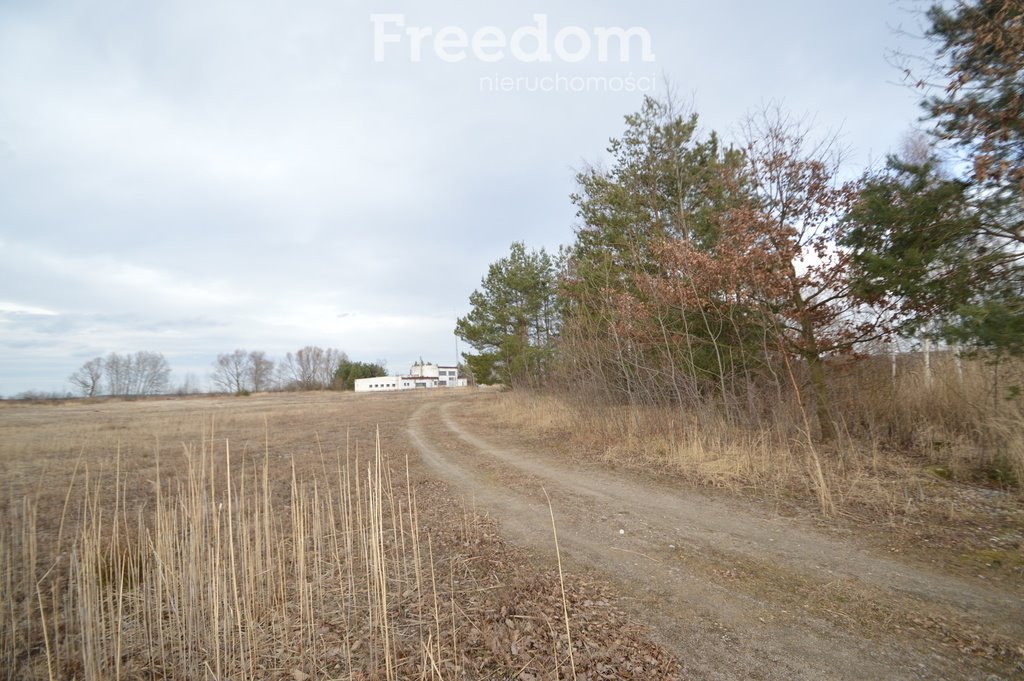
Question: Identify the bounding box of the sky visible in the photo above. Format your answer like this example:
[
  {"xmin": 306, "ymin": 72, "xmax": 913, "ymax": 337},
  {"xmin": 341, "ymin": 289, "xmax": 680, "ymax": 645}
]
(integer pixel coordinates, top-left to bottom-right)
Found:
[{"xmin": 0, "ymin": 0, "xmax": 931, "ymax": 395}]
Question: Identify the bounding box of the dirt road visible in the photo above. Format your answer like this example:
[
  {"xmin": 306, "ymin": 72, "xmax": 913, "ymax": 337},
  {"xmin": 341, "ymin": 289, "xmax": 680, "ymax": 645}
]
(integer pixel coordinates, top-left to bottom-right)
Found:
[{"xmin": 405, "ymin": 396, "xmax": 1024, "ymax": 680}]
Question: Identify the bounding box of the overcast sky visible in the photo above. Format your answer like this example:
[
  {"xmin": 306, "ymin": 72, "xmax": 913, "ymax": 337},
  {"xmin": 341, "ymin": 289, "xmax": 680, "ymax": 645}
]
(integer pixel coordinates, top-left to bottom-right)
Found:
[{"xmin": 0, "ymin": 0, "xmax": 929, "ymax": 395}]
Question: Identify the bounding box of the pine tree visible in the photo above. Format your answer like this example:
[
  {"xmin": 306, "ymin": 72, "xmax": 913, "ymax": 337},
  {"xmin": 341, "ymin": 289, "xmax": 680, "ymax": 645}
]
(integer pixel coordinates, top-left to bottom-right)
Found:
[
  {"xmin": 844, "ymin": 0, "xmax": 1023, "ymax": 356},
  {"xmin": 456, "ymin": 243, "xmax": 560, "ymax": 386}
]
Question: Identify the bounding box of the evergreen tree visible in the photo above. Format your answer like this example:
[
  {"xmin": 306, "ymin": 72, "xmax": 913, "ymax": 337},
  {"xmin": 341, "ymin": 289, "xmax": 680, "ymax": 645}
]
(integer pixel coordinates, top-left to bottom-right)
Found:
[
  {"xmin": 335, "ymin": 359, "xmax": 387, "ymax": 390},
  {"xmin": 563, "ymin": 95, "xmax": 762, "ymax": 405},
  {"xmin": 844, "ymin": 0, "xmax": 1023, "ymax": 355},
  {"xmin": 455, "ymin": 243, "xmax": 559, "ymax": 386}
]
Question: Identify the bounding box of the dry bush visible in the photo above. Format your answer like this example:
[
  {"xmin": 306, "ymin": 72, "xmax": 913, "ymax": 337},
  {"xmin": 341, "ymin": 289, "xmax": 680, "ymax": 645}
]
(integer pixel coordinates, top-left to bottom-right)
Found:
[
  {"xmin": 483, "ymin": 353, "xmax": 1024, "ymax": 523},
  {"xmin": 485, "ymin": 391, "xmax": 824, "ymax": 501},
  {"xmin": 831, "ymin": 352, "xmax": 1024, "ymax": 486}
]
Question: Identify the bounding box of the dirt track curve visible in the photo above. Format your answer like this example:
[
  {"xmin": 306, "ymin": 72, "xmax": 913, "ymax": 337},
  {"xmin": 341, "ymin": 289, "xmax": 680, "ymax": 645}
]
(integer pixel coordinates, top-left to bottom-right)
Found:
[{"xmin": 405, "ymin": 398, "xmax": 1024, "ymax": 680}]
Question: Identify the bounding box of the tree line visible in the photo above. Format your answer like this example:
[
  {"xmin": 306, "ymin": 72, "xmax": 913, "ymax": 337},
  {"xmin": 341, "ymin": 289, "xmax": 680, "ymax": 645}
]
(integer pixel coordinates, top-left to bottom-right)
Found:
[
  {"xmin": 210, "ymin": 346, "xmax": 386, "ymax": 394},
  {"xmin": 66, "ymin": 346, "xmax": 386, "ymax": 397},
  {"xmin": 456, "ymin": 0, "xmax": 1022, "ymax": 441},
  {"xmin": 68, "ymin": 351, "xmax": 172, "ymax": 398}
]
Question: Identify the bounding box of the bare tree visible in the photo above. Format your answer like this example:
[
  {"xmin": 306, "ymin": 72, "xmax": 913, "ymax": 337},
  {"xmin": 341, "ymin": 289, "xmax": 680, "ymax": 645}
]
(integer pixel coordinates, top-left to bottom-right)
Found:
[
  {"xmin": 211, "ymin": 349, "xmax": 276, "ymax": 393},
  {"xmin": 248, "ymin": 351, "xmax": 275, "ymax": 392},
  {"xmin": 103, "ymin": 351, "xmax": 171, "ymax": 396},
  {"xmin": 104, "ymin": 353, "xmax": 131, "ymax": 396},
  {"xmin": 69, "ymin": 357, "xmax": 103, "ymax": 397},
  {"xmin": 737, "ymin": 109, "xmax": 892, "ymax": 440},
  {"xmin": 898, "ymin": 128, "xmax": 933, "ymax": 167},
  {"xmin": 281, "ymin": 346, "xmax": 346, "ymax": 390},
  {"xmin": 132, "ymin": 351, "xmax": 172, "ymax": 395},
  {"xmin": 212, "ymin": 349, "xmax": 250, "ymax": 394}
]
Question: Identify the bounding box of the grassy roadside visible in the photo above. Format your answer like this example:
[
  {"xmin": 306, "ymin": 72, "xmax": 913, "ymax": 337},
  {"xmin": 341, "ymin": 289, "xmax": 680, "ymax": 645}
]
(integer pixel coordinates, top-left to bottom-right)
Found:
[{"xmin": 467, "ymin": 387, "xmax": 1024, "ymax": 590}]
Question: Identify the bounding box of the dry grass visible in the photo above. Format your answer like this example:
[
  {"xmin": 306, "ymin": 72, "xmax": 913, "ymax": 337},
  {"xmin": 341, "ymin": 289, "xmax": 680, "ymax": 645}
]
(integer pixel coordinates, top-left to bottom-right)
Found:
[
  {"xmin": 0, "ymin": 392, "xmax": 679, "ymax": 680},
  {"xmin": 478, "ymin": 392, "xmax": 821, "ymax": 497},
  {"xmin": 475, "ymin": 355, "xmax": 1024, "ymax": 564},
  {"xmin": 831, "ymin": 353, "xmax": 1024, "ymax": 487},
  {"xmin": 3, "ymin": 416, "xmax": 461, "ymax": 679}
]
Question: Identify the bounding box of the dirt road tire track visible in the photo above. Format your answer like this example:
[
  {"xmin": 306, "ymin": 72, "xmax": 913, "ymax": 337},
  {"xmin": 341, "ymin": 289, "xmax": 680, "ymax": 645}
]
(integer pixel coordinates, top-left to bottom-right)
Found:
[{"xmin": 406, "ymin": 398, "xmax": 1024, "ymax": 680}]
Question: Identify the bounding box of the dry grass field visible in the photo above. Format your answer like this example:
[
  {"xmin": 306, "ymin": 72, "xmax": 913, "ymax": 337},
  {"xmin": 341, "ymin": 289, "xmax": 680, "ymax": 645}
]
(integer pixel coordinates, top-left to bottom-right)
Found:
[
  {"xmin": 3, "ymin": 384, "xmax": 1023, "ymax": 679},
  {"xmin": 0, "ymin": 391, "xmax": 676, "ymax": 680}
]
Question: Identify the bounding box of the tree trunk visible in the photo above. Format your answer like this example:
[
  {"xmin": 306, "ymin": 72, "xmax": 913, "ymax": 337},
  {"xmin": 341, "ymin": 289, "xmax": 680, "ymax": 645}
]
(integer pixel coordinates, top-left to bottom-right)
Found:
[
  {"xmin": 790, "ymin": 282, "xmax": 836, "ymax": 443},
  {"xmin": 805, "ymin": 350, "xmax": 836, "ymax": 442},
  {"xmin": 890, "ymin": 343, "xmax": 897, "ymax": 386},
  {"xmin": 923, "ymin": 337, "xmax": 933, "ymax": 389}
]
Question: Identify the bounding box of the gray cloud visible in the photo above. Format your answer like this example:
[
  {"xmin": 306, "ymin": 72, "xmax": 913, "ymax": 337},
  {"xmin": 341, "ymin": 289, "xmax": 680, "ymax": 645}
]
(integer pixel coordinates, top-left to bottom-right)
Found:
[{"xmin": 0, "ymin": 0, "xmax": 925, "ymax": 394}]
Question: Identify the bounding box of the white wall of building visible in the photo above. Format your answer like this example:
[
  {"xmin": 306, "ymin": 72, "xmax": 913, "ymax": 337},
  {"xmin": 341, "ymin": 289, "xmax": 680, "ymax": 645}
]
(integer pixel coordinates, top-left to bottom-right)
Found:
[
  {"xmin": 354, "ymin": 361, "xmax": 468, "ymax": 392},
  {"xmin": 437, "ymin": 365, "xmax": 466, "ymax": 387}
]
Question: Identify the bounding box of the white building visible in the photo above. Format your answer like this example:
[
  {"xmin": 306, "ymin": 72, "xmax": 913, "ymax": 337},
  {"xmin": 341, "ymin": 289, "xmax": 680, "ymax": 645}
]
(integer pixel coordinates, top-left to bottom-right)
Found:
[{"xmin": 354, "ymin": 361, "xmax": 468, "ymax": 392}]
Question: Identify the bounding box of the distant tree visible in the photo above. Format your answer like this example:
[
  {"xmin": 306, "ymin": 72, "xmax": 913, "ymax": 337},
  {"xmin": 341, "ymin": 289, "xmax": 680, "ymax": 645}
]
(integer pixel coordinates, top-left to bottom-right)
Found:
[
  {"xmin": 281, "ymin": 346, "xmax": 346, "ymax": 390},
  {"xmin": 456, "ymin": 242, "xmax": 560, "ymax": 386},
  {"xmin": 131, "ymin": 351, "xmax": 172, "ymax": 396},
  {"xmin": 14, "ymin": 390, "xmax": 69, "ymax": 401},
  {"xmin": 104, "ymin": 353, "xmax": 129, "ymax": 396},
  {"xmin": 212, "ymin": 350, "xmax": 251, "ymax": 394},
  {"xmin": 103, "ymin": 351, "xmax": 170, "ymax": 396},
  {"xmin": 69, "ymin": 357, "xmax": 103, "ymax": 397},
  {"xmin": 248, "ymin": 351, "xmax": 275, "ymax": 392},
  {"xmin": 335, "ymin": 359, "xmax": 387, "ymax": 390},
  {"xmin": 844, "ymin": 0, "xmax": 1023, "ymax": 356}
]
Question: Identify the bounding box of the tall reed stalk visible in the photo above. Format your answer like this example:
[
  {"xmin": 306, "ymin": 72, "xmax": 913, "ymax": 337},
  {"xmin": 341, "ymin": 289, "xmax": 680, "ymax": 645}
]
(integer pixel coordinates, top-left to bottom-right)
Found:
[{"xmin": 1, "ymin": 431, "xmax": 461, "ymax": 680}]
